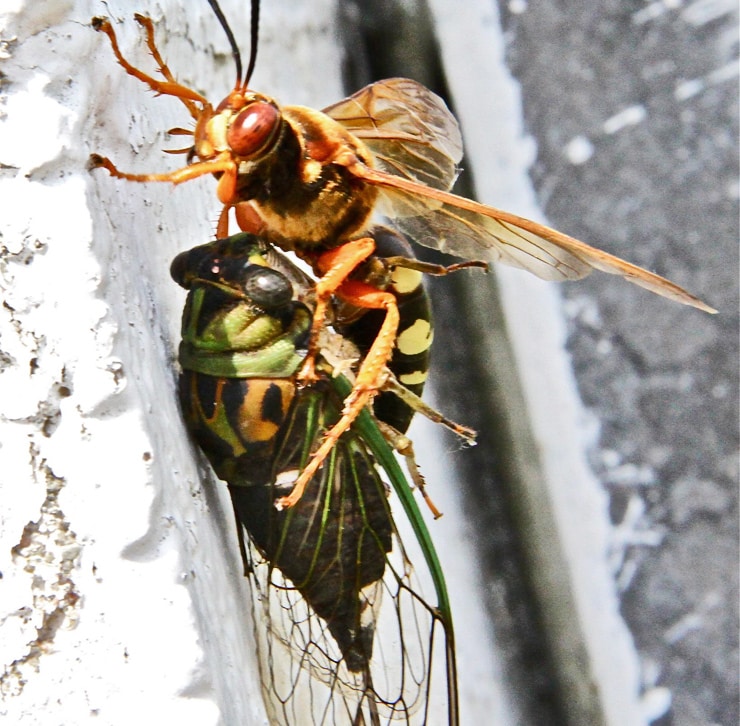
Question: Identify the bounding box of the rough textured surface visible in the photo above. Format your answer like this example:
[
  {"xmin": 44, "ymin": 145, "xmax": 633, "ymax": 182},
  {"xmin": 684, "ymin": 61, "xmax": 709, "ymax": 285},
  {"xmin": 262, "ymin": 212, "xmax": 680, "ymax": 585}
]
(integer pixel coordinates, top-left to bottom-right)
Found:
[
  {"xmin": 0, "ymin": 2, "xmax": 330, "ymax": 723},
  {"xmin": 496, "ymin": 2, "xmax": 739, "ymax": 725}
]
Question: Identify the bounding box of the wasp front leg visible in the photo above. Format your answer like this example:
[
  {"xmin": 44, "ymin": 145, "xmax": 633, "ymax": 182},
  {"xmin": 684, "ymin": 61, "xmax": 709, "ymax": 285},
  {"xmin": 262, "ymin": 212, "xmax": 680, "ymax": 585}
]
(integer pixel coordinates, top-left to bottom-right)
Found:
[{"xmin": 91, "ymin": 16, "xmax": 207, "ymax": 117}]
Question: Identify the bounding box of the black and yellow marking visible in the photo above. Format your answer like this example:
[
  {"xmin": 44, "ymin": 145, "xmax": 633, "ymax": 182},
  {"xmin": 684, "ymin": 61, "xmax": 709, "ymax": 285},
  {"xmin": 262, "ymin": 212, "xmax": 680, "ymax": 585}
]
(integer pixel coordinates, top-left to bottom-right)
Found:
[{"xmin": 337, "ymin": 226, "xmax": 434, "ymax": 433}]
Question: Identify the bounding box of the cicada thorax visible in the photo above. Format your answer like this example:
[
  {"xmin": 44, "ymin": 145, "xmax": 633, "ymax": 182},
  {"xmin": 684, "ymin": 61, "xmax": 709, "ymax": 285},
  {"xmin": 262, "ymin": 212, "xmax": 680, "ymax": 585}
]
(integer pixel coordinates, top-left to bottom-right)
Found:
[{"xmin": 171, "ymin": 233, "xmax": 311, "ymax": 482}]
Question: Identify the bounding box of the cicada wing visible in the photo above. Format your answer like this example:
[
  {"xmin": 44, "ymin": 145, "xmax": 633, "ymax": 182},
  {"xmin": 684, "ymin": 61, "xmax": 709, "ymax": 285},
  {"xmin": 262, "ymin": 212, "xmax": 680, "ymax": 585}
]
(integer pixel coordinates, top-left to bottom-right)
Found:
[
  {"xmin": 230, "ymin": 383, "xmax": 455, "ymax": 725},
  {"xmin": 323, "ymin": 78, "xmax": 462, "ymax": 192}
]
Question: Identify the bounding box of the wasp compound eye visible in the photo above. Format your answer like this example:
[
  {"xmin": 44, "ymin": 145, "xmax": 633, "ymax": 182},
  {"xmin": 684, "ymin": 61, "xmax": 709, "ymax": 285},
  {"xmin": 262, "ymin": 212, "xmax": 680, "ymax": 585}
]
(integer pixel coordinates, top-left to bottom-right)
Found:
[
  {"xmin": 243, "ymin": 267, "xmax": 293, "ymax": 310},
  {"xmin": 227, "ymin": 101, "xmax": 280, "ymax": 158}
]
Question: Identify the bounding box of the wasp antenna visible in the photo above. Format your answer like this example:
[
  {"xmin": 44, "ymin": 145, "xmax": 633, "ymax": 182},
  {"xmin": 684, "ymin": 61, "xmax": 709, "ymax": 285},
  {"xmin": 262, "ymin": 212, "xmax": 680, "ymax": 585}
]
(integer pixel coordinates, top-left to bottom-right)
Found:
[
  {"xmin": 207, "ymin": 0, "xmax": 243, "ymax": 88},
  {"xmin": 242, "ymin": 0, "xmax": 261, "ymax": 89}
]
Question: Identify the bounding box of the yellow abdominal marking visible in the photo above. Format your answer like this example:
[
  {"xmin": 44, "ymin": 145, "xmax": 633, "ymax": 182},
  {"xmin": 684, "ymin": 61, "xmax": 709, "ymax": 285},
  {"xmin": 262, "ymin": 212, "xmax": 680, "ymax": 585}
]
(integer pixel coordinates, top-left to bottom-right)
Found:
[
  {"xmin": 396, "ymin": 319, "xmax": 432, "ymax": 356},
  {"xmin": 391, "ymin": 267, "xmax": 423, "ymax": 294},
  {"xmin": 399, "ymin": 370, "xmax": 428, "ymax": 386}
]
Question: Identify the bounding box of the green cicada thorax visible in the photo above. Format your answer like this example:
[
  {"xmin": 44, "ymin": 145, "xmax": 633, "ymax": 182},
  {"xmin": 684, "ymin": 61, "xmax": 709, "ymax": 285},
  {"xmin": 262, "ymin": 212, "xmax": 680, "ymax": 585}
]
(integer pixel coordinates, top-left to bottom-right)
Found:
[
  {"xmin": 171, "ymin": 233, "xmax": 312, "ymax": 482},
  {"xmin": 171, "ymin": 232, "xmax": 312, "ymax": 379}
]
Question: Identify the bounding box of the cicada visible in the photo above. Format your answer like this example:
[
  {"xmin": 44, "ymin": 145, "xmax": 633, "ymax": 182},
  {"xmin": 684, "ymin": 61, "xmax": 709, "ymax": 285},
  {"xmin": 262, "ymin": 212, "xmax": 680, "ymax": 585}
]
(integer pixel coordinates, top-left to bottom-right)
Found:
[
  {"xmin": 89, "ymin": 2, "xmax": 714, "ymax": 505},
  {"xmin": 171, "ymin": 231, "xmax": 461, "ymax": 725}
]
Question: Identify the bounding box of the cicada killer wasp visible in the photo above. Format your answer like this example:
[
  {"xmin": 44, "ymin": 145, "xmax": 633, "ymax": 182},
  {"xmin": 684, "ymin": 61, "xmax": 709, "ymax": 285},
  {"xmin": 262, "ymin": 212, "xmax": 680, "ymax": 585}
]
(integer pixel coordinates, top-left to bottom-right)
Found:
[
  {"xmin": 89, "ymin": 1, "xmax": 714, "ymax": 508},
  {"xmin": 171, "ymin": 230, "xmax": 468, "ymax": 725}
]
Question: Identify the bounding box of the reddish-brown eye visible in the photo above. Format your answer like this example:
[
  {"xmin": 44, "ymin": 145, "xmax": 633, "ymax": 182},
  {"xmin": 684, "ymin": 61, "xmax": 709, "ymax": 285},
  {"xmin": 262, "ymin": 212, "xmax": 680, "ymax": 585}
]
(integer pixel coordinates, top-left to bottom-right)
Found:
[{"xmin": 226, "ymin": 101, "xmax": 280, "ymax": 158}]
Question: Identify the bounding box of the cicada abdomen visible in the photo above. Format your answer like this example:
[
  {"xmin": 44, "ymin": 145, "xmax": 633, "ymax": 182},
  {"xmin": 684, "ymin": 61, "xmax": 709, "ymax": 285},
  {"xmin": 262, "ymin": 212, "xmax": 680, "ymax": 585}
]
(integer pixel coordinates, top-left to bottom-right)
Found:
[{"xmin": 171, "ymin": 233, "xmax": 458, "ymax": 725}]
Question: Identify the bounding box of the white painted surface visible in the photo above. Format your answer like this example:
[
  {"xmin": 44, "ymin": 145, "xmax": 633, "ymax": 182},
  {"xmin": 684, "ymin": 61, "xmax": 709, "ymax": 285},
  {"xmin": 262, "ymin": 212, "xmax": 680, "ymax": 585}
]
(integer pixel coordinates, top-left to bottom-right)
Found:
[{"xmin": 0, "ymin": 1, "xmax": 345, "ymax": 723}]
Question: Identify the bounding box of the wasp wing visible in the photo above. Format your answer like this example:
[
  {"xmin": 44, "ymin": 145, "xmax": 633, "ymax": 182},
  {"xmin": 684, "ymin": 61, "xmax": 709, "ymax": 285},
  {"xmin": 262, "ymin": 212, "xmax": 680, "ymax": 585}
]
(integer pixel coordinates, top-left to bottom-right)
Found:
[
  {"xmin": 324, "ymin": 80, "xmax": 713, "ymax": 311},
  {"xmin": 344, "ymin": 162, "xmax": 715, "ymax": 312},
  {"xmin": 323, "ymin": 78, "xmax": 462, "ymax": 192}
]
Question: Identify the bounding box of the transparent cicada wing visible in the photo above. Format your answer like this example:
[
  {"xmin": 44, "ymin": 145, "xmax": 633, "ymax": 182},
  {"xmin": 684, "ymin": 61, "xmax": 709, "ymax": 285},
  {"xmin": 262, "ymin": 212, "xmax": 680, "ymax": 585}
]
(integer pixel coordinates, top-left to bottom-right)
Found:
[{"xmin": 230, "ymin": 378, "xmax": 457, "ymax": 725}]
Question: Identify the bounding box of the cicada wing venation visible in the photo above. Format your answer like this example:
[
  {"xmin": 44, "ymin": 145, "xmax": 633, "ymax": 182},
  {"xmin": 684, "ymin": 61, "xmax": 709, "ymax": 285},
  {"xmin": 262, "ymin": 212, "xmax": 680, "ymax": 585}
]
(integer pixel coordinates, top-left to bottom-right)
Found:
[{"xmin": 228, "ymin": 377, "xmax": 453, "ymax": 725}]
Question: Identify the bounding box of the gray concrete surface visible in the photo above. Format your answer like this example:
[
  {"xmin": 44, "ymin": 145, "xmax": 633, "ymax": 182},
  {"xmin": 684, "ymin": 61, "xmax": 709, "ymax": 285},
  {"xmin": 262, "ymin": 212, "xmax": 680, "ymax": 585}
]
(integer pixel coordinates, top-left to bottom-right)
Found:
[{"xmin": 496, "ymin": 4, "xmax": 738, "ymax": 725}]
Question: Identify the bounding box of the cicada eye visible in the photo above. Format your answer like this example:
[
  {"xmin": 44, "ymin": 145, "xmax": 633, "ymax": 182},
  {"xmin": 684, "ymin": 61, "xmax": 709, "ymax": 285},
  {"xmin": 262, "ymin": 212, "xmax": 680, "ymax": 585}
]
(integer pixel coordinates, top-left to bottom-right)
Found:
[
  {"xmin": 243, "ymin": 267, "xmax": 293, "ymax": 310},
  {"xmin": 170, "ymin": 249, "xmax": 192, "ymax": 287},
  {"xmin": 227, "ymin": 101, "xmax": 281, "ymax": 158}
]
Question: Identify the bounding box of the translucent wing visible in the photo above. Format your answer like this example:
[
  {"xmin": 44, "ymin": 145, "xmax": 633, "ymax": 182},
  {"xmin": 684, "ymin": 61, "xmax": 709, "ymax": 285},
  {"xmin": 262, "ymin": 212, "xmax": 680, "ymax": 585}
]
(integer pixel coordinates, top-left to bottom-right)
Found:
[
  {"xmin": 324, "ymin": 80, "xmax": 713, "ymax": 311},
  {"xmin": 231, "ymin": 381, "xmax": 455, "ymax": 725},
  {"xmin": 346, "ymin": 162, "xmax": 716, "ymax": 312},
  {"xmin": 324, "ymin": 78, "xmax": 463, "ymax": 191}
]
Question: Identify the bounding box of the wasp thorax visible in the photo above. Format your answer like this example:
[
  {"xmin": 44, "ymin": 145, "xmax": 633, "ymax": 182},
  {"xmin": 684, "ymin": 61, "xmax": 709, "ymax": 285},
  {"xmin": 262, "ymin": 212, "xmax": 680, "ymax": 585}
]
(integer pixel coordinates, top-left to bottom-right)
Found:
[{"xmin": 226, "ymin": 101, "xmax": 281, "ymax": 158}]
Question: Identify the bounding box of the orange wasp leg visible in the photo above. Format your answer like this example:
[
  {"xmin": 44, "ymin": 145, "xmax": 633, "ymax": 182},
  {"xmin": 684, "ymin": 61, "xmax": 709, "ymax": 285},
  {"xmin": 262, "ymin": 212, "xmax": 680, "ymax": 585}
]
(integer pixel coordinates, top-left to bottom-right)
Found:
[
  {"xmin": 276, "ymin": 280, "xmax": 402, "ymax": 511},
  {"xmin": 88, "ymin": 153, "xmax": 236, "ymax": 188},
  {"xmin": 92, "ymin": 16, "xmax": 208, "ymax": 118},
  {"xmin": 133, "ymin": 15, "xmax": 179, "ymax": 85},
  {"xmin": 297, "ymin": 238, "xmax": 378, "ymax": 385},
  {"xmin": 216, "ymin": 201, "xmax": 265, "ymax": 240}
]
